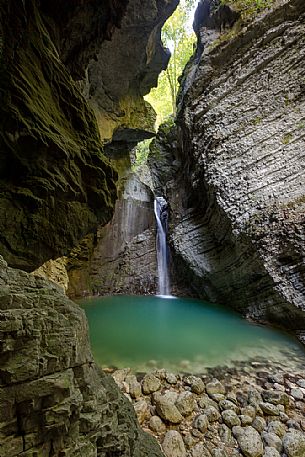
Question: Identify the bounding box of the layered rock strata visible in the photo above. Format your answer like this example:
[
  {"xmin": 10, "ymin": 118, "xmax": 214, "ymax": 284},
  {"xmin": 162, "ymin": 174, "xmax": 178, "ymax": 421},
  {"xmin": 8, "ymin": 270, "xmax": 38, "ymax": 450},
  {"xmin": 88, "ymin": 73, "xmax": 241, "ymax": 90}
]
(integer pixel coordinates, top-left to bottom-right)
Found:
[
  {"xmin": 0, "ymin": 0, "xmax": 177, "ymax": 455},
  {"xmin": 68, "ymin": 172, "xmax": 157, "ymax": 297},
  {"xmin": 0, "ymin": 256, "xmax": 163, "ymax": 456},
  {"xmin": 150, "ymin": 0, "xmax": 305, "ymax": 337}
]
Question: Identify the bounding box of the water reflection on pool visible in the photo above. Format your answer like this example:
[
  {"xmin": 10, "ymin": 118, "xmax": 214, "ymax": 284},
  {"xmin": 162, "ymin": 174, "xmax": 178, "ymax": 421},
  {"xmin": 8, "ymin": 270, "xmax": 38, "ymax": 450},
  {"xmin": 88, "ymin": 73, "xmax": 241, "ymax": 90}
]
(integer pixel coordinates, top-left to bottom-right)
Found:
[{"xmin": 79, "ymin": 295, "xmax": 305, "ymax": 373}]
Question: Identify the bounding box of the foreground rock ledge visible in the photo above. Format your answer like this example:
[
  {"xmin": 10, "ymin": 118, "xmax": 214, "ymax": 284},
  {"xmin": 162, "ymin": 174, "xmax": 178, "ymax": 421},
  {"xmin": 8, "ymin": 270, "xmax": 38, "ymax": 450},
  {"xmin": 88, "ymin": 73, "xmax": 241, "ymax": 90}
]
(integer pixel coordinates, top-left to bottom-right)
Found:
[{"xmin": 0, "ymin": 256, "xmax": 163, "ymax": 457}]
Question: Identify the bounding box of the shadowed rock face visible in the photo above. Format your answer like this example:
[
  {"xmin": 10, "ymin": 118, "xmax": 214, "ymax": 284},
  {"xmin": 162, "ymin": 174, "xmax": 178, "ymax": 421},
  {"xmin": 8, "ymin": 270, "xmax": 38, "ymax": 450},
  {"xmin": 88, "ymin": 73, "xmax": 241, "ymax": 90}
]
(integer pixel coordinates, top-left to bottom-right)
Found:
[
  {"xmin": 0, "ymin": 0, "xmax": 120, "ymax": 271},
  {"xmin": 150, "ymin": 0, "xmax": 305, "ymax": 339},
  {"xmin": 0, "ymin": 256, "xmax": 163, "ymax": 456},
  {"xmin": 40, "ymin": 0, "xmax": 129, "ymax": 79},
  {"xmin": 0, "ymin": 0, "xmax": 174, "ymax": 454}
]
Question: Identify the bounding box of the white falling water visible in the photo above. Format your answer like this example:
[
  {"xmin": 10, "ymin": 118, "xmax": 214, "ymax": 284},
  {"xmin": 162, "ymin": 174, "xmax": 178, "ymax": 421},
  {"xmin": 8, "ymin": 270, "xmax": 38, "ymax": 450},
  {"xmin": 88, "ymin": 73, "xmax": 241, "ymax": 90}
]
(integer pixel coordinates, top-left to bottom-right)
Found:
[{"xmin": 154, "ymin": 197, "xmax": 171, "ymax": 296}]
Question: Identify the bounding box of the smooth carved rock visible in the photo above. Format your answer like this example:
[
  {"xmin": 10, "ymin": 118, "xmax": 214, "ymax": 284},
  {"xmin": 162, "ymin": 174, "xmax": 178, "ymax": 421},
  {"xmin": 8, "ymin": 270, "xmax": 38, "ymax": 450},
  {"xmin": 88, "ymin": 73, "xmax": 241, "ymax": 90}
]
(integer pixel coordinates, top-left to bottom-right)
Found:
[
  {"xmin": 69, "ymin": 173, "xmax": 157, "ymax": 298},
  {"xmin": 86, "ymin": 0, "xmax": 179, "ymax": 143},
  {"xmin": 0, "ymin": 257, "xmax": 162, "ymax": 456}
]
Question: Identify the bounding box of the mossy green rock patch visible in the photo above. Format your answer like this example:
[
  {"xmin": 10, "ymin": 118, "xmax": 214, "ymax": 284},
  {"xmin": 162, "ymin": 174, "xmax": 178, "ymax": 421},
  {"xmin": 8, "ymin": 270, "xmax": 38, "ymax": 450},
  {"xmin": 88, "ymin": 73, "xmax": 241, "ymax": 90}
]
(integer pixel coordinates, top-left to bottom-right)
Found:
[{"xmin": 0, "ymin": 0, "xmax": 117, "ymax": 271}]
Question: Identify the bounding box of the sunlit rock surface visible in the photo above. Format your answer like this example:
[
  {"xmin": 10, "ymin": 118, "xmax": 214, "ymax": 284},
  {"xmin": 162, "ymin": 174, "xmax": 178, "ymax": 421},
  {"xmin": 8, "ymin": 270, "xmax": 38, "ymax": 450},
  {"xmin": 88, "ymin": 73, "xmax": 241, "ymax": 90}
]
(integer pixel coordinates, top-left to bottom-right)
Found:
[{"xmin": 85, "ymin": 0, "xmax": 179, "ymax": 144}]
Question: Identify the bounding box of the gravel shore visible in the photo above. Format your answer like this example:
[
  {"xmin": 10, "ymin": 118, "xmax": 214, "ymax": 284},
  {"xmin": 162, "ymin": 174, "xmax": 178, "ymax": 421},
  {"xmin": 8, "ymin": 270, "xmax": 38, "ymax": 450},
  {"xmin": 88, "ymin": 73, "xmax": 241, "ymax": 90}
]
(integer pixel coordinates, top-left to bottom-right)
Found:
[{"xmin": 109, "ymin": 358, "xmax": 305, "ymax": 457}]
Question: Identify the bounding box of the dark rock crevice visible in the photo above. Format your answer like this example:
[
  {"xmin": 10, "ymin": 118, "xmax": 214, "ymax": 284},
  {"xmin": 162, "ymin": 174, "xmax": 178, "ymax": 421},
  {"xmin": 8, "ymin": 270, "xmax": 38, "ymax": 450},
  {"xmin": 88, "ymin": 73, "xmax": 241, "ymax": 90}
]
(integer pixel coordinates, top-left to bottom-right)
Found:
[{"xmin": 0, "ymin": 0, "xmax": 119, "ymax": 271}]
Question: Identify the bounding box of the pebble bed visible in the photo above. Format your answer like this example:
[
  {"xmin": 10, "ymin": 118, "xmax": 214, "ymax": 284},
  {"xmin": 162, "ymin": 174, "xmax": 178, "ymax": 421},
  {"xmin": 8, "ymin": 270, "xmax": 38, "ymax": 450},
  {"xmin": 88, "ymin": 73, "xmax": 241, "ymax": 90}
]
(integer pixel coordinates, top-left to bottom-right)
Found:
[{"xmin": 109, "ymin": 358, "xmax": 305, "ymax": 457}]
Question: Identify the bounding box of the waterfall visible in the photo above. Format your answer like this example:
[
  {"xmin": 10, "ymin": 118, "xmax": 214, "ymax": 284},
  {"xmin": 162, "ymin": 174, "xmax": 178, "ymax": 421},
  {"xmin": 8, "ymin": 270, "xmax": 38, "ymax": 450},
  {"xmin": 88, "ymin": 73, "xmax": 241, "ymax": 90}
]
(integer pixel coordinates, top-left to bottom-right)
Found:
[{"xmin": 154, "ymin": 196, "xmax": 171, "ymax": 296}]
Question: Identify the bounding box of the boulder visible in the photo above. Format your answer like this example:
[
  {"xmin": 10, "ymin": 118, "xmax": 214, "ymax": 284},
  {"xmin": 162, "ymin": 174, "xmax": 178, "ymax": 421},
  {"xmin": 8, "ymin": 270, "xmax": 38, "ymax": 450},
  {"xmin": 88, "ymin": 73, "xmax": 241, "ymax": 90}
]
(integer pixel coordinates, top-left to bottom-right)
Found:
[
  {"xmin": 283, "ymin": 430, "xmax": 305, "ymax": 457},
  {"xmin": 234, "ymin": 426, "xmax": 264, "ymax": 457},
  {"xmin": 162, "ymin": 431, "xmax": 186, "ymax": 457}
]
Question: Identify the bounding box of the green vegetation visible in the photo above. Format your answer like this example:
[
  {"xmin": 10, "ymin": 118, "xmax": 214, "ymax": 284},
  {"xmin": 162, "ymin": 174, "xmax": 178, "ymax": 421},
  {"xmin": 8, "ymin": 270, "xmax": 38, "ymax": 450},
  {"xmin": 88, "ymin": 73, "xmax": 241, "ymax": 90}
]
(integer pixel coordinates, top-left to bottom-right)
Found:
[
  {"xmin": 210, "ymin": 0, "xmax": 275, "ymax": 49},
  {"xmin": 282, "ymin": 133, "xmax": 293, "ymax": 145},
  {"xmin": 145, "ymin": 0, "xmax": 196, "ymax": 125},
  {"xmin": 132, "ymin": 139, "xmax": 152, "ymax": 170},
  {"xmin": 220, "ymin": 0, "xmax": 274, "ymax": 17},
  {"xmin": 133, "ymin": 2, "xmax": 196, "ymax": 167}
]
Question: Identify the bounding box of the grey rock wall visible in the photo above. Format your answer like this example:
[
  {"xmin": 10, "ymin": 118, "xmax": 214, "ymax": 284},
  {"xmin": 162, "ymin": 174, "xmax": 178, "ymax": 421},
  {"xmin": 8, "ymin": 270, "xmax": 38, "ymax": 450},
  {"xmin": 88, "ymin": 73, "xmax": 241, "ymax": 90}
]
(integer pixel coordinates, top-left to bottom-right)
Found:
[
  {"xmin": 68, "ymin": 173, "xmax": 158, "ymax": 297},
  {"xmin": 153, "ymin": 0, "xmax": 305, "ymax": 339},
  {"xmin": 0, "ymin": 256, "xmax": 163, "ymax": 456}
]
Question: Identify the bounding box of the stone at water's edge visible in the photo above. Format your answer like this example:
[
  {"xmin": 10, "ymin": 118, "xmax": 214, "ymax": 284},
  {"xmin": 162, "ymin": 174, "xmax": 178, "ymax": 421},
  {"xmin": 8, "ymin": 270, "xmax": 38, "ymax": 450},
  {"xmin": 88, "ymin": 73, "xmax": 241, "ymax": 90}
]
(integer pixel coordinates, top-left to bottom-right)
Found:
[
  {"xmin": 162, "ymin": 431, "xmax": 186, "ymax": 457},
  {"xmin": 148, "ymin": 0, "xmax": 305, "ymax": 335},
  {"xmin": 111, "ymin": 364, "xmax": 305, "ymax": 457},
  {"xmin": 0, "ymin": 257, "xmax": 163, "ymax": 456}
]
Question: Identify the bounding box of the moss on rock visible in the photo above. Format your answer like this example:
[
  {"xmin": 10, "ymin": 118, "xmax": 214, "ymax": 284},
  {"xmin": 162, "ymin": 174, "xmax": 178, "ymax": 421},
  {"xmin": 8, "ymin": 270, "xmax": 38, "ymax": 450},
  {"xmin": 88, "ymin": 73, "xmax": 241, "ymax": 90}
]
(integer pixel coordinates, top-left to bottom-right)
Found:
[{"xmin": 0, "ymin": 0, "xmax": 118, "ymax": 271}]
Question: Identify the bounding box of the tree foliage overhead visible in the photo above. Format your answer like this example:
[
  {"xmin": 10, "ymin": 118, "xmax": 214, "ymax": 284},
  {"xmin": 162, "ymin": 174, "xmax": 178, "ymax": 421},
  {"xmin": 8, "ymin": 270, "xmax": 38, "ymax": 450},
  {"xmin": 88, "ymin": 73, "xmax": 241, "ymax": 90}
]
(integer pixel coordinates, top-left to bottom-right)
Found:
[{"xmin": 145, "ymin": 0, "xmax": 197, "ymax": 125}]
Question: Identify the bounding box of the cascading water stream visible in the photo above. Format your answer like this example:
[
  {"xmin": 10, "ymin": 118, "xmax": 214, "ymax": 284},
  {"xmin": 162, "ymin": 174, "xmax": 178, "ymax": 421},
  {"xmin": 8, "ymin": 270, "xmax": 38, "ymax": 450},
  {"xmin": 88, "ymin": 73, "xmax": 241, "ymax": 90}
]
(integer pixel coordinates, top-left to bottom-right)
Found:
[{"xmin": 154, "ymin": 196, "xmax": 171, "ymax": 296}]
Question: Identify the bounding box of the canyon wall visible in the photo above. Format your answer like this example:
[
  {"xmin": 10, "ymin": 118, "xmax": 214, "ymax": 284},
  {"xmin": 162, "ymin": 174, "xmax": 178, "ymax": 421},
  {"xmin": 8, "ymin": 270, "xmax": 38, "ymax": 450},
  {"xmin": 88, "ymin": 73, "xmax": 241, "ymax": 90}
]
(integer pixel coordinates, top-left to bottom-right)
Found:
[
  {"xmin": 0, "ymin": 0, "xmax": 120, "ymax": 272},
  {"xmin": 0, "ymin": 0, "xmax": 177, "ymax": 454},
  {"xmin": 150, "ymin": 0, "xmax": 305, "ymax": 340},
  {"xmin": 0, "ymin": 256, "xmax": 162, "ymax": 456},
  {"xmin": 68, "ymin": 172, "xmax": 157, "ymax": 297}
]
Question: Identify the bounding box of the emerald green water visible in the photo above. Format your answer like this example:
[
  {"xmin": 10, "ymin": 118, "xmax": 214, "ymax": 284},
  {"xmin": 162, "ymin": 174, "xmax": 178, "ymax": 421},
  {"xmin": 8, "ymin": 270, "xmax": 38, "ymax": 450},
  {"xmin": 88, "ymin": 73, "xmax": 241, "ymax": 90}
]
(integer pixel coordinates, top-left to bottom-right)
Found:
[{"xmin": 80, "ymin": 295, "xmax": 305, "ymax": 373}]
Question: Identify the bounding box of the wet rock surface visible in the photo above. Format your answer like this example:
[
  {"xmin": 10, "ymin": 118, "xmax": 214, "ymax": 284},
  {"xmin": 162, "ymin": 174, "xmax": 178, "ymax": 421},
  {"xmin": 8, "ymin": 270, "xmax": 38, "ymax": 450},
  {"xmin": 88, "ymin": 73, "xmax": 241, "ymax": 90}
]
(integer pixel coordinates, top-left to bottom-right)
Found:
[
  {"xmin": 67, "ymin": 172, "xmax": 157, "ymax": 297},
  {"xmin": 111, "ymin": 359, "xmax": 305, "ymax": 457}
]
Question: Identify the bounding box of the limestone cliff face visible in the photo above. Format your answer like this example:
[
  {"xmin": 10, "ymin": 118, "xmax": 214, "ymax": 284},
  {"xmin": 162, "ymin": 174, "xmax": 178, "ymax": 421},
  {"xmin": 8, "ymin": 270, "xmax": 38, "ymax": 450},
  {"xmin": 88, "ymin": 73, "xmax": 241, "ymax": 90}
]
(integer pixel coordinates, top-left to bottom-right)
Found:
[
  {"xmin": 150, "ymin": 0, "xmax": 305, "ymax": 339},
  {"xmin": 60, "ymin": 0, "xmax": 179, "ymax": 297},
  {"xmin": 85, "ymin": 0, "xmax": 179, "ymax": 145},
  {"xmin": 0, "ymin": 257, "xmax": 162, "ymax": 456},
  {"xmin": 0, "ymin": 0, "xmax": 173, "ymax": 455},
  {"xmin": 0, "ymin": 0, "xmax": 122, "ymax": 272},
  {"xmin": 67, "ymin": 172, "xmax": 157, "ymax": 298}
]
